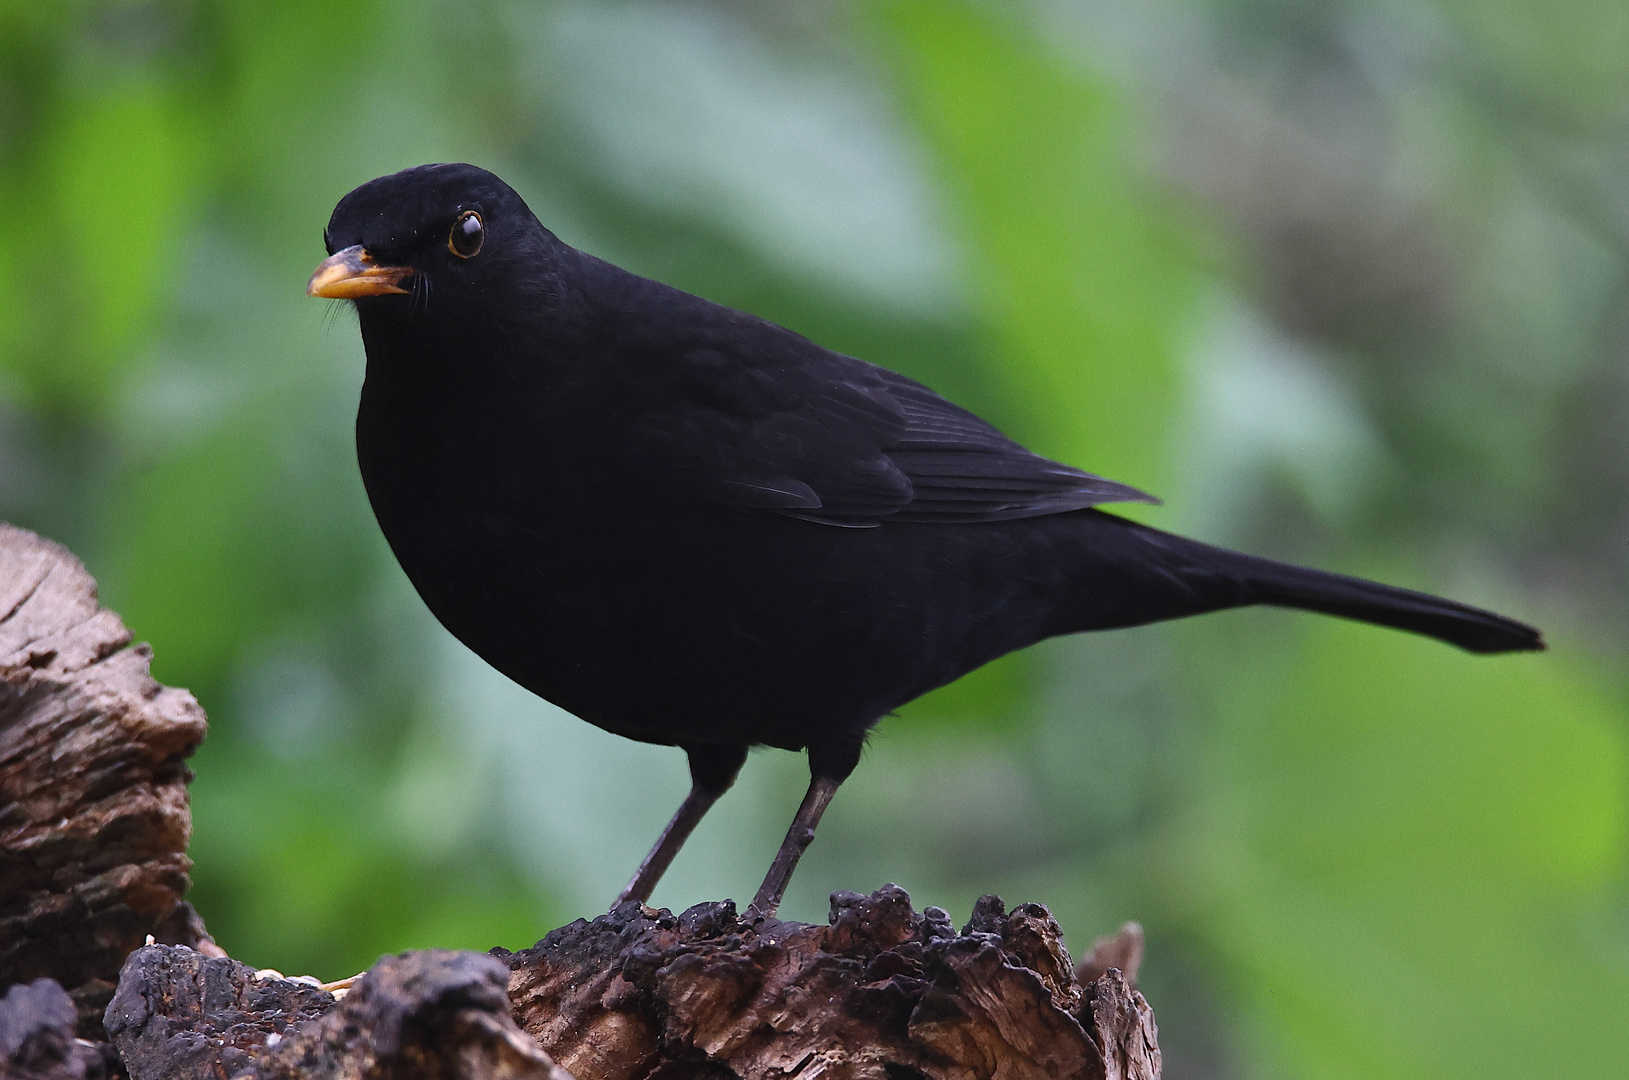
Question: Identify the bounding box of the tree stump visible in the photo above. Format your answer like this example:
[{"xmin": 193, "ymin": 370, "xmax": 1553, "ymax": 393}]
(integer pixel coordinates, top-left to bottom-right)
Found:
[
  {"xmin": 502, "ymin": 889, "xmax": 1158, "ymax": 1080},
  {"xmin": 0, "ymin": 524, "xmax": 218, "ymax": 1039},
  {"xmin": 0, "ymin": 523, "xmax": 1162, "ymax": 1079}
]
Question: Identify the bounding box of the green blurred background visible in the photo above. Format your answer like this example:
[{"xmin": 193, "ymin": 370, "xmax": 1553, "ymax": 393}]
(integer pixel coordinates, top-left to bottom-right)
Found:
[{"xmin": 3, "ymin": 0, "xmax": 1626, "ymax": 1075}]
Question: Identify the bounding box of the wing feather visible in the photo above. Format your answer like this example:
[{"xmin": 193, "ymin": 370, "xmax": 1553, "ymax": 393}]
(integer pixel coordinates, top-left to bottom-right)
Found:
[{"xmin": 608, "ymin": 276, "xmax": 1156, "ymax": 526}]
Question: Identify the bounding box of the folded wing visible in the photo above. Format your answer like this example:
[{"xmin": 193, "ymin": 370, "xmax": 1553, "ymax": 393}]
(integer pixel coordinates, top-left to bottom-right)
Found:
[{"xmin": 613, "ymin": 289, "xmax": 1155, "ymax": 527}]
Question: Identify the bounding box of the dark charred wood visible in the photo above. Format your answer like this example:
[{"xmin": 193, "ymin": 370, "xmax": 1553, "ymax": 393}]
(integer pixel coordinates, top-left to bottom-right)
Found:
[
  {"xmin": 105, "ymin": 945, "xmax": 569, "ymax": 1080},
  {"xmin": 0, "ymin": 977, "xmax": 116, "ymax": 1080}
]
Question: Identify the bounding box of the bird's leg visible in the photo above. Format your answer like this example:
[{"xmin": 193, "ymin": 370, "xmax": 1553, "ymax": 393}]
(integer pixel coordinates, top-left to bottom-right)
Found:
[
  {"xmin": 747, "ymin": 774, "xmax": 842, "ymax": 918},
  {"xmin": 616, "ymin": 744, "xmax": 747, "ymax": 907},
  {"xmin": 748, "ymin": 740, "xmax": 861, "ymax": 918},
  {"xmin": 615, "ymin": 786, "xmax": 720, "ymax": 907}
]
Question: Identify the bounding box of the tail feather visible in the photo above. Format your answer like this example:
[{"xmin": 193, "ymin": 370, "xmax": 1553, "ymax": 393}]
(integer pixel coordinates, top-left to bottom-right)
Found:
[
  {"xmin": 1221, "ymin": 548, "xmax": 1545, "ymax": 654},
  {"xmin": 1055, "ymin": 513, "xmax": 1545, "ymax": 655}
]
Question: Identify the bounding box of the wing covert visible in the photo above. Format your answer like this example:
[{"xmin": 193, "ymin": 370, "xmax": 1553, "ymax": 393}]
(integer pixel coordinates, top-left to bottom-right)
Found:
[{"xmin": 609, "ymin": 283, "xmax": 1155, "ymax": 527}]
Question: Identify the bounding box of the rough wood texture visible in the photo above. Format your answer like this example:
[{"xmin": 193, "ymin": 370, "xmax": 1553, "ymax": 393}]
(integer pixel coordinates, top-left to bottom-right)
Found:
[
  {"xmin": 0, "ymin": 977, "xmax": 116, "ymax": 1079},
  {"xmin": 0, "ymin": 524, "xmax": 218, "ymax": 1038},
  {"xmin": 104, "ymin": 945, "xmax": 571, "ymax": 1080},
  {"xmin": 504, "ymin": 886, "xmax": 1160, "ymax": 1080},
  {"xmin": 87, "ymin": 891, "xmax": 1157, "ymax": 1080}
]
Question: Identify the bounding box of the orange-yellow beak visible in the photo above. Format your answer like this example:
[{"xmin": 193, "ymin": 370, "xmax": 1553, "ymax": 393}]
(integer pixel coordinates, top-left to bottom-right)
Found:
[{"xmin": 307, "ymin": 245, "xmax": 412, "ymax": 299}]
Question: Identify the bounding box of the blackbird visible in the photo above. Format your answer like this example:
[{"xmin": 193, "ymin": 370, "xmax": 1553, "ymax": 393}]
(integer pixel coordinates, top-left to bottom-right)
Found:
[{"xmin": 309, "ymin": 163, "xmax": 1543, "ymax": 916}]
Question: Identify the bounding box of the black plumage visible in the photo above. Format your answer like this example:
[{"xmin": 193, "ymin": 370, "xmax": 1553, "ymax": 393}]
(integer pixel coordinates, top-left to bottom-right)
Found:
[{"xmin": 310, "ymin": 163, "xmax": 1543, "ymax": 914}]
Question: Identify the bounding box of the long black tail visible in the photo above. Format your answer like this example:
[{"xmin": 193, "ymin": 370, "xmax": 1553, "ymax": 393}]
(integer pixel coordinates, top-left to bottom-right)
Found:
[
  {"xmin": 1217, "ymin": 545, "xmax": 1543, "ymax": 654},
  {"xmin": 1053, "ymin": 512, "xmax": 1545, "ymax": 654}
]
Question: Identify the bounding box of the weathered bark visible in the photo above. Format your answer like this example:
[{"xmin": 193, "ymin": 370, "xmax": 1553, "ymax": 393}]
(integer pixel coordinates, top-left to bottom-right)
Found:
[
  {"xmin": 505, "ymin": 887, "xmax": 1157, "ymax": 1080},
  {"xmin": 0, "ymin": 523, "xmax": 1163, "ymax": 1080},
  {"xmin": 0, "ymin": 524, "xmax": 217, "ymax": 1039},
  {"xmin": 91, "ymin": 890, "xmax": 1155, "ymax": 1080},
  {"xmin": 104, "ymin": 945, "xmax": 569, "ymax": 1080},
  {"xmin": 0, "ymin": 977, "xmax": 117, "ymax": 1079}
]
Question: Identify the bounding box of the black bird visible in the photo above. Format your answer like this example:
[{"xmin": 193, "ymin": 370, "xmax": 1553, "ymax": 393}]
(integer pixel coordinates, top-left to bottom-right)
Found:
[{"xmin": 309, "ymin": 163, "xmax": 1543, "ymax": 916}]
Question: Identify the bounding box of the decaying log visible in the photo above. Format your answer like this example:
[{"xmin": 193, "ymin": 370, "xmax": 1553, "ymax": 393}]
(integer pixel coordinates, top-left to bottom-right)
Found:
[
  {"xmin": 0, "ymin": 522, "xmax": 1164, "ymax": 1079},
  {"xmin": 91, "ymin": 889, "xmax": 1155, "ymax": 1080},
  {"xmin": 0, "ymin": 524, "xmax": 218, "ymax": 1039},
  {"xmin": 505, "ymin": 887, "xmax": 1158, "ymax": 1080},
  {"xmin": 0, "ymin": 977, "xmax": 117, "ymax": 1080},
  {"xmin": 103, "ymin": 945, "xmax": 570, "ymax": 1080}
]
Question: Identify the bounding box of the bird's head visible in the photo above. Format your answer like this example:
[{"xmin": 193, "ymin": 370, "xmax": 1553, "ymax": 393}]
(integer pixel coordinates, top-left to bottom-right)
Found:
[{"xmin": 308, "ymin": 163, "xmax": 553, "ymax": 314}]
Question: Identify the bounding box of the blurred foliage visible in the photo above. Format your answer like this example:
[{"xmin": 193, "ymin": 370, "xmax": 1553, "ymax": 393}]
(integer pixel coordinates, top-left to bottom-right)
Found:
[{"xmin": 2, "ymin": 1, "xmax": 1626, "ymax": 1078}]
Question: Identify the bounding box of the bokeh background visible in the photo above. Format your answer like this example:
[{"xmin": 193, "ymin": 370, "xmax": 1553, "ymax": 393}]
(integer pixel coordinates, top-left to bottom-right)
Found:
[{"xmin": 3, "ymin": 0, "xmax": 1626, "ymax": 1075}]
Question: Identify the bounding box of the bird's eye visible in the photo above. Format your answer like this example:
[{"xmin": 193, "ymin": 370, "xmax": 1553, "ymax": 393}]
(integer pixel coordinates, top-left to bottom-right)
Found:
[{"xmin": 449, "ymin": 210, "xmax": 484, "ymax": 258}]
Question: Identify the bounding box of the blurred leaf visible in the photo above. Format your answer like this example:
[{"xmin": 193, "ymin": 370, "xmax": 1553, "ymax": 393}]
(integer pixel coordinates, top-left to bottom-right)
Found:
[
  {"xmin": 0, "ymin": 76, "xmax": 201, "ymax": 415},
  {"xmin": 1202, "ymin": 619, "xmax": 1629, "ymax": 1078},
  {"xmin": 873, "ymin": 0, "xmax": 1198, "ymax": 496},
  {"xmin": 46, "ymin": 90, "xmax": 197, "ymax": 403},
  {"xmin": 873, "ymin": 0, "xmax": 1201, "ymax": 731},
  {"xmin": 1441, "ymin": 0, "xmax": 1629, "ymax": 112},
  {"xmin": 103, "ymin": 409, "xmax": 286, "ymax": 689},
  {"xmin": 189, "ymin": 737, "xmax": 560, "ymax": 978}
]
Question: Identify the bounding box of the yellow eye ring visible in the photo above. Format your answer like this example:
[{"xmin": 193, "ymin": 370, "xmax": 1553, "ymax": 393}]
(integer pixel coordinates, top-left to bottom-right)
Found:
[{"xmin": 449, "ymin": 210, "xmax": 484, "ymax": 258}]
